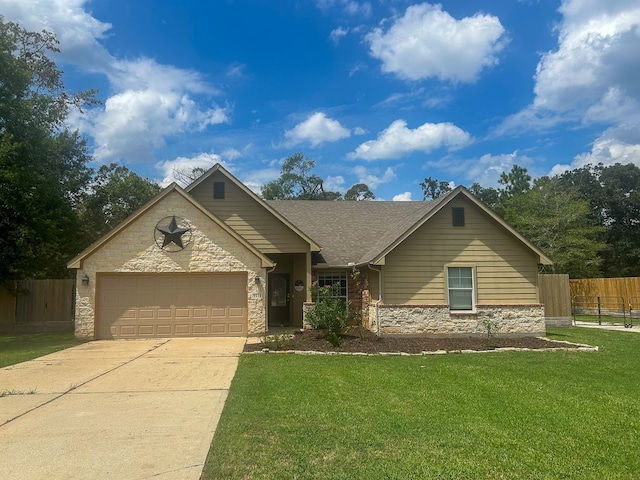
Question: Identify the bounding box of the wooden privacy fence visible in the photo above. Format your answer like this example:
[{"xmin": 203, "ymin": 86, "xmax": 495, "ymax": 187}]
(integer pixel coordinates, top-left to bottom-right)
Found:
[
  {"xmin": 0, "ymin": 279, "xmax": 75, "ymax": 333},
  {"xmin": 538, "ymin": 274, "xmax": 572, "ymax": 327},
  {"xmin": 570, "ymin": 277, "xmax": 640, "ymax": 302}
]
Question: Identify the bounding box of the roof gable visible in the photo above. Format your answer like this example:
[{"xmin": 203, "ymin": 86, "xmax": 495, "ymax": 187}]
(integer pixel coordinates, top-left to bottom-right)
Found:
[
  {"xmin": 369, "ymin": 186, "xmax": 552, "ymax": 266},
  {"xmin": 67, "ymin": 184, "xmax": 275, "ymax": 269},
  {"xmin": 186, "ymin": 163, "xmax": 321, "ymax": 251}
]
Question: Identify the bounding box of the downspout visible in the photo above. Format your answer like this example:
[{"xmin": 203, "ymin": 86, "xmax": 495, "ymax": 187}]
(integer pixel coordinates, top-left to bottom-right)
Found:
[
  {"xmin": 264, "ymin": 264, "xmax": 277, "ymax": 330},
  {"xmin": 367, "ymin": 263, "xmax": 383, "ymax": 337}
]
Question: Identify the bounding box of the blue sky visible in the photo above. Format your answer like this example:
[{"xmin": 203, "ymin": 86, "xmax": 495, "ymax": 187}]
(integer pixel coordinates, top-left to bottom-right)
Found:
[{"xmin": 3, "ymin": 0, "xmax": 640, "ymax": 200}]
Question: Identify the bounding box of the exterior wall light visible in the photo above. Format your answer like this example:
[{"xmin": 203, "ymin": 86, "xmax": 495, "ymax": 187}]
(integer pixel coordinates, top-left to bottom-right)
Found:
[
  {"xmin": 82, "ymin": 274, "xmax": 90, "ymax": 286},
  {"xmin": 254, "ymin": 275, "xmax": 261, "ymax": 285}
]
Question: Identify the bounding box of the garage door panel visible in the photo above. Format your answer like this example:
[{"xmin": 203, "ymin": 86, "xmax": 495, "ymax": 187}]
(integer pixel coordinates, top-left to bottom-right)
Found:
[
  {"xmin": 175, "ymin": 324, "xmax": 191, "ymax": 335},
  {"xmin": 193, "ymin": 324, "xmax": 208, "ymax": 335},
  {"xmin": 156, "ymin": 325, "xmax": 173, "ymax": 336},
  {"xmin": 210, "ymin": 324, "xmax": 226, "ymax": 334},
  {"xmin": 193, "ymin": 308, "xmax": 209, "ymax": 318},
  {"xmin": 228, "ymin": 323, "xmax": 245, "ymax": 334},
  {"xmin": 98, "ymin": 274, "xmax": 248, "ymax": 339},
  {"xmin": 138, "ymin": 325, "xmax": 154, "ymax": 336}
]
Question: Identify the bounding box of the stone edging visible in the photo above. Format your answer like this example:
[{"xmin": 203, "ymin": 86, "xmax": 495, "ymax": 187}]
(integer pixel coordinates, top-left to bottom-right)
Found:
[{"xmin": 244, "ymin": 339, "xmax": 598, "ymax": 356}]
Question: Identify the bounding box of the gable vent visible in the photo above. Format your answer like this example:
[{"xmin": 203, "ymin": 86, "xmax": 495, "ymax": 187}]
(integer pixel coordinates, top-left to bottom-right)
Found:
[
  {"xmin": 452, "ymin": 207, "xmax": 465, "ymax": 227},
  {"xmin": 213, "ymin": 182, "xmax": 225, "ymax": 199}
]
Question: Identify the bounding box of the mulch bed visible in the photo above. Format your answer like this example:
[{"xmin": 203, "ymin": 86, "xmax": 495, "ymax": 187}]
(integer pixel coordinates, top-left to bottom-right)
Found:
[{"xmin": 244, "ymin": 327, "xmax": 586, "ymax": 354}]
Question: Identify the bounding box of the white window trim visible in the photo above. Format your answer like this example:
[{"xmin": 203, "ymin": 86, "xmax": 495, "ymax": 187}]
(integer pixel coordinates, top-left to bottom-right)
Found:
[
  {"xmin": 317, "ymin": 271, "xmax": 348, "ymax": 302},
  {"xmin": 445, "ymin": 264, "xmax": 476, "ymax": 313}
]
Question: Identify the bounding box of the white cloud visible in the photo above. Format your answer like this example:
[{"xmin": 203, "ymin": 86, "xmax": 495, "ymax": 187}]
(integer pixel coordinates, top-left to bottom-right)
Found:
[
  {"xmin": 499, "ymin": 0, "xmax": 640, "ymax": 138},
  {"xmin": 241, "ymin": 167, "xmax": 282, "ymax": 195},
  {"xmin": 156, "ymin": 152, "xmax": 224, "ymax": 187},
  {"xmin": 392, "ymin": 192, "xmax": 413, "ymax": 201},
  {"xmin": 284, "ymin": 112, "xmax": 352, "ymax": 147},
  {"xmin": 330, "ymin": 26, "xmax": 349, "ymax": 44},
  {"xmin": 324, "ymin": 175, "xmax": 346, "ymax": 192},
  {"xmin": 316, "ymin": 0, "xmax": 372, "ymax": 17},
  {"xmin": 352, "ymin": 165, "xmax": 396, "ymax": 189},
  {"xmin": 77, "ymin": 65, "xmax": 229, "ymax": 163},
  {"xmin": 0, "ymin": 0, "xmax": 113, "ymax": 70},
  {"xmin": 2, "ymin": 0, "xmax": 230, "ymax": 164},
  {"xmin": 222, "ymin": 148, "xmax": 243, "ymax": 161},
  {"xmin": 343, "ymin": 1, "xmax": 372, "ymax": 17},
  {"xmin": 428, "ymin": 151, "xmax": 532, "ymax": 188},
  {"xmin": 366, "ymin": 3, "xmax": 506, "ymax": 82},
  {"xmin": 533, "ymin": 0, "xmax": 640, "ymax": 114},
  {"xmin": 350, "ymin": 119, "xmax": 471, "ymax": 160},
  {"xmin": 568, "ymin": 125, "xmax": 640, "ymax": 170}
]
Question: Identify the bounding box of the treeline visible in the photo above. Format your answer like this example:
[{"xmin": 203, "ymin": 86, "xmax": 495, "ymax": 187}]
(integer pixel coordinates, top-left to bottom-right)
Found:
[{"xmin": 0, "ymin": 18, "xmax": 160, "ymax": 284}]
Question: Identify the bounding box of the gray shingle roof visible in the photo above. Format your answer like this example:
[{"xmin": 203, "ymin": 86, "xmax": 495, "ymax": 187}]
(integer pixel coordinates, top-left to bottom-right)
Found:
[{"xmin": 266, "ymin": 198, "xmax": 446, "ymax": 267}]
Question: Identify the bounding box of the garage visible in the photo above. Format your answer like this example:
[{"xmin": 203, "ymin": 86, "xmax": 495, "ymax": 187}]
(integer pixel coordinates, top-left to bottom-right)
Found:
[{"xmin": 97, "ymin": 273, "xmax": 247, "ymax": 339}]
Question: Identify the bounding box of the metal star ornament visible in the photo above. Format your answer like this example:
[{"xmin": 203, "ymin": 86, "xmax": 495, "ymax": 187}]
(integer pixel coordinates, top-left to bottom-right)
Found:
[{"xmin": 154, "ymin": 216, "xmax": 192, "ymax": 252}]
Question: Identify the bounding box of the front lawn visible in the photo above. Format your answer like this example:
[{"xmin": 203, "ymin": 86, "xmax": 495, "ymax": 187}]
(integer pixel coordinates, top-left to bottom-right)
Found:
[
  {"xmin": 0, "ymin": 332, "xmax": 85, "ymax": 368},
  {"xmin": 203, "ymin": 328, "xmax": 640, "ymax": 479}
]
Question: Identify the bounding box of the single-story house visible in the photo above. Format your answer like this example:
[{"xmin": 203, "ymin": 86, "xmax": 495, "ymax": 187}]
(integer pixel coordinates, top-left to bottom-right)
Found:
[{"xmin": 68, "ymin": 163, "xmax": 553, "ymax": 340}]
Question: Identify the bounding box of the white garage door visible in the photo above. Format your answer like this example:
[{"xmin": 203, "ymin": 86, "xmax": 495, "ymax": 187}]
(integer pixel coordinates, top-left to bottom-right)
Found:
[{"xmin": 97, "ymin": 273, "xmax": 247, "ymax": 339}]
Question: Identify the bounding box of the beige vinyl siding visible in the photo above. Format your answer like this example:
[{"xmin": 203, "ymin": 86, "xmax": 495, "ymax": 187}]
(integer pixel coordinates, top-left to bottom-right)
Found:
[
  {"xmin": 383, "ymin": 197, "xmax": 539, "ymax": 305},
  {"xmin": 190, "ymin": 171, "xmax": 309, "ymax": 253}
]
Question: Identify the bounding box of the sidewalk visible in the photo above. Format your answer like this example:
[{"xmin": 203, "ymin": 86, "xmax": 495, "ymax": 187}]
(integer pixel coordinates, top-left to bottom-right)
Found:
[{"xmin": 573, "ymin": 321, "xmax": 640, "ymax": 332}]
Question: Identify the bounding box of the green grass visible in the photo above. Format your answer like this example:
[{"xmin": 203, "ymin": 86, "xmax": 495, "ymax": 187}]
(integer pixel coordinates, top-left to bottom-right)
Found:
[
  {"xmin": 0, "ymin": 331, "xmax": 85, "ymax": 368},
  {"xmin": 203, "ymin": 328, "xmax": 640, "ymax": 479},
  {"xmin": 573, "ymin": 314, "xmax": 636, "ymax": 325}
]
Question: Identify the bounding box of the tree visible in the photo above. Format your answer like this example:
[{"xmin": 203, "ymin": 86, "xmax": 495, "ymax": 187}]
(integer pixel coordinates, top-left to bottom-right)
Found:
[
  {"xmin": 597, "ymin": 163, "xmax": 640, "ymax": 276},
  {"xmin": 171, "ymin": 166, "xmax": 206, "ymax": 187},
  {"xmin": 261, "ymin": 153, "xmax": 342, "ymax": 200},
  {"xmin": 468, "ymin": 182, "xmax": 500, "ymax": 210},
  {"xmin": 498, "ymin": 164, "xmax": 531, "ymax": 201},
  {"xmin": 344, "ymin": 183, "xmax": 375, "ymax": 201},
  {"xmin": 559, "ymin": 163, "xmax": 640, "ymax": 276},
  {"xmin": 420, "ymin": 177, "xmax": 452, "ymax": 200},
  {"xmin": 0, "ymin": 17, "xmax": 97, "ymax": 281},
  {"xmin": 79, "ymin": 164, "xmax": 161, "ymax": 245},
  {"xmin": 502, "ymin": 176, "xmax": 604, "ymax": 277}
]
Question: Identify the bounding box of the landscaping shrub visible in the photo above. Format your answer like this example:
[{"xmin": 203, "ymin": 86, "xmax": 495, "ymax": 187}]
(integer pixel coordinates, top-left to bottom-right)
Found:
[{"xmin": 305, "ymin": 282, "xmax": 350, "ymax": 346}]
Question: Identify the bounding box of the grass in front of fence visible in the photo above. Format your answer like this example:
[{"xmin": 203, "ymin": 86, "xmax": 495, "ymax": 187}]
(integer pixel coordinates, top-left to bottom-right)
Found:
[
  {"xmin": 573, "ymin": 313, "xmax": 635, "ymax": 325},
  {"xmin": 203, "ymin": 327, "xmax": 640, "ymax": 479},
  {"xmin": 0, "ymin": 332, "xmax": 85, "ymax": 368}
]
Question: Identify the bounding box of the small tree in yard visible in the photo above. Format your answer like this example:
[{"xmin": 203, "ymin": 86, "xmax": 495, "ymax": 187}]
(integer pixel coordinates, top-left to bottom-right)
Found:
[{"xmin": 306, "ymin": 283, "xmax": 350, "ymax": 347}]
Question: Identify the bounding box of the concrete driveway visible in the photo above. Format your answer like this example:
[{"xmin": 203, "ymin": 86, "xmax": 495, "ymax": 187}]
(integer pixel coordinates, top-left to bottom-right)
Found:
[{"xmin": 0, "ymin": 337, "xmax": 246, "ymax": 480}]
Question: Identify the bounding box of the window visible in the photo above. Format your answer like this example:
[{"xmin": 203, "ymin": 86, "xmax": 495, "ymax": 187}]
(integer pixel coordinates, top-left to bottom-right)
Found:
[
  {"xmin": 317, "ymin": 271, "xmax": 348, "ymax": 301},
  {"xmin": 213, "ymin": 181, "xmax": 225, "ymax": 199},
  {"xmin": 452, "ymin": 207, "xmax": 465, "ymax": 226},
  {"xmin": 447, "ymin": 266, "xmax": 474, "ymax": 311}
]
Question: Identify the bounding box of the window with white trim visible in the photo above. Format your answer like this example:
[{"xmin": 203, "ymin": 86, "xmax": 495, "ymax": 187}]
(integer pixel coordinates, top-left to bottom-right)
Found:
[
  {"xmin": 447, "ymin": 266, "xmax": 474, "ymax": 311},
  {"xmin": 317, "ymin": 271, "xmax": 348, "ymax": 301}
]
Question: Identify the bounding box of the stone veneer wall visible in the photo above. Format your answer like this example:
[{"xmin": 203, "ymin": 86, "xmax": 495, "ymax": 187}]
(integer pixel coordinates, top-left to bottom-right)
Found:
[
  {"xmin": 367, "ymin": 304, "xmax": 546, "ymax": 337},
  {"xmin": 74, "ymin": 192, "xmax": 267, "ymax": 338}
]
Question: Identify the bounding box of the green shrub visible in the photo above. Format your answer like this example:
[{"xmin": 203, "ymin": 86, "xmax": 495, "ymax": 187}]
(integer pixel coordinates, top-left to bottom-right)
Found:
[{"xmin": 306, "ymin": 282, "xmax": 349, "ymax": 345}]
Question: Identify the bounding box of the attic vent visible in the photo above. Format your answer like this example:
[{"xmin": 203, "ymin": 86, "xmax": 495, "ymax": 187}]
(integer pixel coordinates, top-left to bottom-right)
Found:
[
  {"xmin": 452, "ymin": 207, "xmax": 465, "ymax": 227},
  {"xmin": 213, "ymin": 182, "xmax": 225, "ymax": 199}
]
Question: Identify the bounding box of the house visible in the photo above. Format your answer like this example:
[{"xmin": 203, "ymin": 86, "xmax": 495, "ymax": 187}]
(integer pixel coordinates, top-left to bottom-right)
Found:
[{"xmin": 68, "ymin": 163, "xmax": 553, "ymax": 340}]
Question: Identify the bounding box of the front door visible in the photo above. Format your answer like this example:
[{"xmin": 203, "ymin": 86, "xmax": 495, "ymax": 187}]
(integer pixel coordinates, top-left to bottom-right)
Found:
[{"xmin": 268, "ymin": 273, "xmax": 290, "ymax": 327}]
